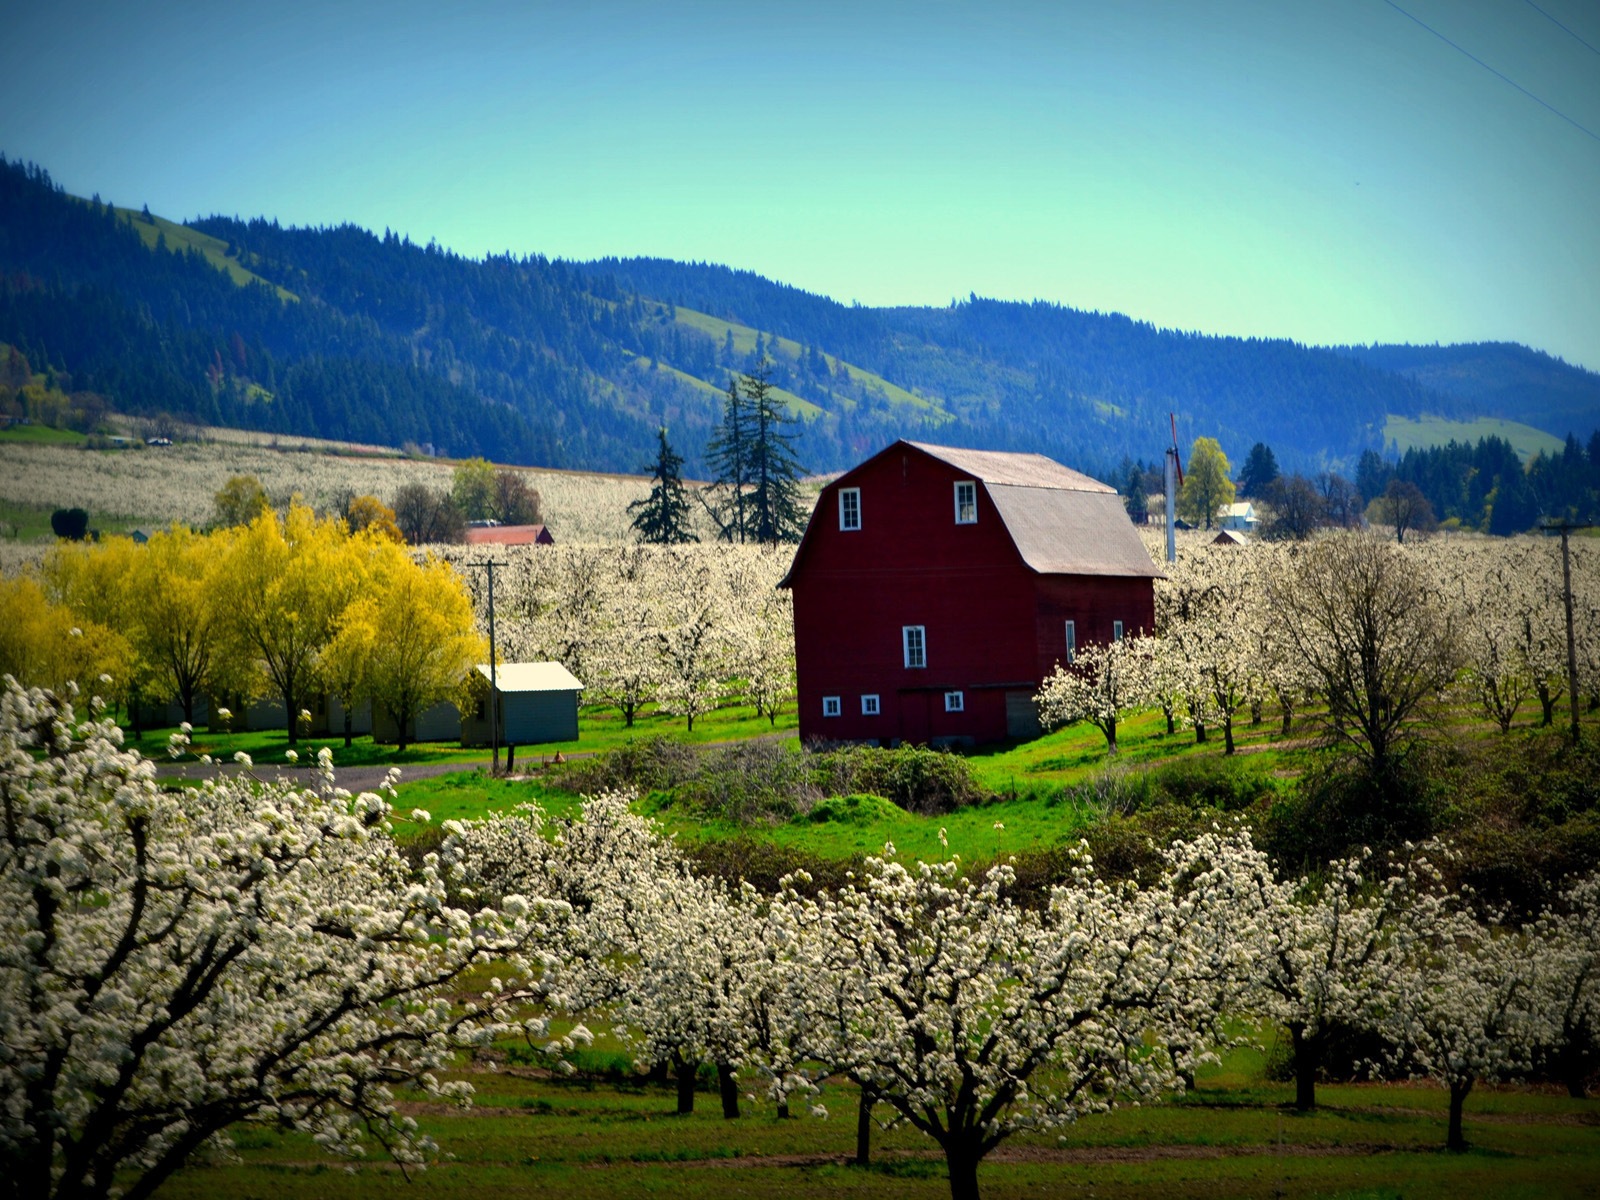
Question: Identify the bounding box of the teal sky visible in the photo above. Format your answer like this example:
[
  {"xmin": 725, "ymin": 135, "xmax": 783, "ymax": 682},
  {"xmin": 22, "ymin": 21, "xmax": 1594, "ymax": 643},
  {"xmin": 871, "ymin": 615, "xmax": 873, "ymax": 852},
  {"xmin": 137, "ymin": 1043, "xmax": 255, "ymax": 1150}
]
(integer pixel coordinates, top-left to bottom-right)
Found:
[{"xmin": 3, "ymin": 0, "xmax": 1597, "ymax": 369}]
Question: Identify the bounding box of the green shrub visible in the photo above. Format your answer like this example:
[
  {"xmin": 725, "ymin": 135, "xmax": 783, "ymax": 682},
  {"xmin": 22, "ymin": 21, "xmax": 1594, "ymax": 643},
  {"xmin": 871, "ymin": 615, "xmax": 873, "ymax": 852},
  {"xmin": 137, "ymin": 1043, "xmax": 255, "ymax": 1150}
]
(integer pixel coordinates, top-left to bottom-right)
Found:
[{"xmin": 812, "ymin": 744, "xmax": 988, "ymax": 814}]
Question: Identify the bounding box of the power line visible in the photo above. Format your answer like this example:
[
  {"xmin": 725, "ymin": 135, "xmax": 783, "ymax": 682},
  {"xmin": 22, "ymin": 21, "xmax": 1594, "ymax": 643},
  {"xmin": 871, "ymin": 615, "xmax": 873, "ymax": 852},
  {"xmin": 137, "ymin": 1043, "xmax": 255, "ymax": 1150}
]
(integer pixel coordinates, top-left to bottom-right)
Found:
[
  {"xmin": 1383, "ymin": 0, "xmax": 1600, "ymax": 144},
  {"xmin": 1523, "ymin": 0, "xmax": 1600, "ymax": 58}
]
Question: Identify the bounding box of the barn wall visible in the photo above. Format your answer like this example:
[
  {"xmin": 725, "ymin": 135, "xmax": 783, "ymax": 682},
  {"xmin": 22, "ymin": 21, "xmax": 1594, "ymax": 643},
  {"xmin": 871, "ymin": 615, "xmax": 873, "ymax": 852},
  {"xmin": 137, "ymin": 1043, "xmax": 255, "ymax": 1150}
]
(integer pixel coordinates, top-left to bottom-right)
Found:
[
  {"xmin": 788, "ymin": 443, "xmax": 1157, "ymax": 746},
  {"xmin": 791, "ymin": 447, "xmax": 1036, "ymax": 745}
]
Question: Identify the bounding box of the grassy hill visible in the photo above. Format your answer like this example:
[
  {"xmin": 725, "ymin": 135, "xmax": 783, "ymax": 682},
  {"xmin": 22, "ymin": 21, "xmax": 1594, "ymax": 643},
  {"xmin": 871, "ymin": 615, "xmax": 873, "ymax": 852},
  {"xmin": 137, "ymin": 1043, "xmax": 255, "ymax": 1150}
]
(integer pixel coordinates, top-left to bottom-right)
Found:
[
  {"xmin": 111, "ymin": 206, "xmax": 297, "ymax": 301},
  {"xmin": 1384, "ymin": 414, "xmax": 1566, "ymax": 460}
]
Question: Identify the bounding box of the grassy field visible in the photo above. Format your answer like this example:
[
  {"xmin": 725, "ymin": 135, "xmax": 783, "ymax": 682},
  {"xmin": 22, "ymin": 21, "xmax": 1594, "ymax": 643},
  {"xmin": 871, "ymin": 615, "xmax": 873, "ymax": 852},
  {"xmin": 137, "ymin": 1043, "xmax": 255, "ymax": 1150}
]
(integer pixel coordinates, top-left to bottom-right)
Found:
[
  {"xmin": 152, "ymin": 700, "xmax": 798, "ymax": 769},
  {"xmin": 1384, "ymin": 414, "xmax": 1565, "ymax": 461},
  {"xmin": 112, "ymin": 205, "xmax": 299, "ymax": 301},
  {"xmin": 0, "ymin": 423, "xmax": 88, "ymax": 445},
  {"xmin": 147, "ymin": 1045, "xmax": 1600, "ymax": 1199}
]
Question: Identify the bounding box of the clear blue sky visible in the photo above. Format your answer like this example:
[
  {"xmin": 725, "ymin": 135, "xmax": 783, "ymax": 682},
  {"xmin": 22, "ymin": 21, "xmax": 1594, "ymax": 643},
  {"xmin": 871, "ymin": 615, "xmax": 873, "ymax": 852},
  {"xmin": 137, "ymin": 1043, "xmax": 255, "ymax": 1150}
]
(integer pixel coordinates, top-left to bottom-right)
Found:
[{"xmin": 3, "ymin": 0, "xmax": 1597, "ymax": 369}]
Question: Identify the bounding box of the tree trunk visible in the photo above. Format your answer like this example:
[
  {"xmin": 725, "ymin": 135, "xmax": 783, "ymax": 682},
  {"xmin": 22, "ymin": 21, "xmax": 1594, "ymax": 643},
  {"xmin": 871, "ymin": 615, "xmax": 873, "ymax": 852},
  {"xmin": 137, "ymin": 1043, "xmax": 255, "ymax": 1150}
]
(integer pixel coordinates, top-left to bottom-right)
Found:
[
  {"xmin": 343, "ymin": 705, "xmax": 353, "ymax": 749},
  {"xmin": 1281, "ymin": 703, "xmax": 1293, "ymax": 735},
  {"xmin": 675, "ymin": 1056, "xmax": 697, "ymax": 1115},
  {"xmin": 1565, "ymin": 1069, "xmax": 1588, "ymax": 1099},
  {"xmin": 1291, "ymin": 1025, "xmax": 1318, "ymax": 1111},
  {"xmin": 1250, "ymin": 698, "xmax": 1263, "ymax": 726},
  {"xmin": 285, "ymin": 686, "xmax": 298, "ymax": 746},
  {"xmin": 1163, "ymin": 705, "xmax": 1176, "ymax": 736},
  {"xmin": 717, "ymin": 1061, "xmax": 739, "ymax": 1119},
  {"xmin": 776, "ymin": 1100, "xmax": 791, "ymax": 1119},
  {"xmin": 1447, "ymin": 1078, "xmax": 1472, "ymax": 1152},
  {"xmin": 1194, "ymin": 719, "xmax": 1207, "ymax": 744},
  {"xmin": 944, "ymin": 1141, "xmax": 982, "ymax": 1200},
  {"xmin": 1104, "ymin": 717, "xmax": 1117, "ymax": 756},
  {"xmin": 1538, "ymin": 683, "xmax": 1556, "ymax": 727},
  {"xmin": 1223, "ymin": 713, "xmax": 1235, "ymax": 755},
  {"xmin": 506, "ymin": 743, "xmax": 516, "ymax": 772},
  {"xmin": 855, "ymin": 1086, "xmax": 874, "ymax": 1166}
]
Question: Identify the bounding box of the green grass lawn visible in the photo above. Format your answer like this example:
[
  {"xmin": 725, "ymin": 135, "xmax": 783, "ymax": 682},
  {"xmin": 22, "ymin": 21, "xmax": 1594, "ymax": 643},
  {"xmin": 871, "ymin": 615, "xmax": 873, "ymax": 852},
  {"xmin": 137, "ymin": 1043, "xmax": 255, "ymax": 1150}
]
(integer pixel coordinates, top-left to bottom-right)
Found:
[
  {"xmin": 147, "ymin": 700, "xmax": 798, "ymax": 771},
  {"xmin": 0, "ymin": 496, "xmax": 147, "ymax": 541},
  {"xmin": 0, "ymin": 422, "xmax": 88, "ymax": 445},
  {"xmin": 148, "ymin": 1049, "xmax": 1600, "ymax": 1200}
]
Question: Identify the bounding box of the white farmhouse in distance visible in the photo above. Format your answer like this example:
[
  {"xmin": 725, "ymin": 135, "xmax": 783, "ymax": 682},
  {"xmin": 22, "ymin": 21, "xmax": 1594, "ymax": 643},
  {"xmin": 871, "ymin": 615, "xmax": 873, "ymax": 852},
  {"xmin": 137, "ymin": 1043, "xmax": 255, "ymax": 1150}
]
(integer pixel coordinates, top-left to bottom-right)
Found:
[{"xmin": 1219, "ymin": 501, "xmax": 1259, "ymax": 533}]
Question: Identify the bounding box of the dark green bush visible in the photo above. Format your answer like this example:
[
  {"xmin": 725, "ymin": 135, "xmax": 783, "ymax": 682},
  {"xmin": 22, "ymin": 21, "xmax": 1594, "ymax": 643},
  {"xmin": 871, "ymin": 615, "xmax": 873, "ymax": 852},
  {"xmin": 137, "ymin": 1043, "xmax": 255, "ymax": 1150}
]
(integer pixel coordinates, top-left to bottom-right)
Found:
[{"xmin": 812, "ymin": 744, "xmax": 988, "ymax": 815}]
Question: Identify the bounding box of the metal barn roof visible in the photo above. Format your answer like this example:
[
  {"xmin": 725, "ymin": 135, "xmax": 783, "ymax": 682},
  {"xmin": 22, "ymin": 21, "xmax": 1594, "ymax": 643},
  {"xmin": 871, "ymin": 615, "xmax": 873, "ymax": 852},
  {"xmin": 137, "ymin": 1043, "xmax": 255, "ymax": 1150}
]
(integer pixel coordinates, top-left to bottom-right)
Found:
[
  {"xmin": 904, "ymin": 442, "xmax": 1117, "ymax": 493},
  {"xmin": 475, "ymin": 662, "xmax": 584, "ymax": 692}
]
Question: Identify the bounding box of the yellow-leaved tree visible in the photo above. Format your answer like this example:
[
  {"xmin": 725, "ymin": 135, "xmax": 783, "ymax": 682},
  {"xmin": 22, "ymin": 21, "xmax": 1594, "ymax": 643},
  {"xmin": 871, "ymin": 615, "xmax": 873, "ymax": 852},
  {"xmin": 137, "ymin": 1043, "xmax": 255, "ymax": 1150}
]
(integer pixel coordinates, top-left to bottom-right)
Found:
[
  {"xmin": 40, "ymin": 537, "xmax": 147, "ymax": 720},
  {"xmin": 1178, "ymin": 436, "xmax": 1236, "ymax": 531},
  {"xmin": 0, "ymin": 574, "xmax": 130, "ymax": 700},
  {"xmin": 131, "ymin": 526, "xmax": 224, "ymax": 727},
  {"xmin": 210, "ymin": 503, "xmax": 368, "ymax": 744},
  {"xmin": 339, "ymin": 545, "xmax": 484, "ymax": 752}
]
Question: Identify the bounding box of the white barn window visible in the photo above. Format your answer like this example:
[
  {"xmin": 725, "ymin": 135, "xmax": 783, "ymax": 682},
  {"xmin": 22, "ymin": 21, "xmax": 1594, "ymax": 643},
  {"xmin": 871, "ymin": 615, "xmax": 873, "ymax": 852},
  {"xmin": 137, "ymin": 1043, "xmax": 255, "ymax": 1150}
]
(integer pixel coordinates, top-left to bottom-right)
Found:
[
  {"xmin": 839, "ymin": 487, "xmax": 861, "ymax": 531},
  {"xmin": 822, "ymin": 695, "xmax": 842, "ymax": 717},
  {"xmin": 861, "ymin": 693, "xmax": 880, "ymax": 715},
  {"xmin": 954, "ymin": 480, "xmax": 977, "ymax": 524},
  {"xmin": 1065, "ymin": 619, "xmax": 1076, "ymax": 664},
  {"xmin": 903, "ymin": 625, "xmax": 926, "ymax": 669},
  {"xmin": 944, "ymin": 690, "xmax": 965, "ymax": 713}
]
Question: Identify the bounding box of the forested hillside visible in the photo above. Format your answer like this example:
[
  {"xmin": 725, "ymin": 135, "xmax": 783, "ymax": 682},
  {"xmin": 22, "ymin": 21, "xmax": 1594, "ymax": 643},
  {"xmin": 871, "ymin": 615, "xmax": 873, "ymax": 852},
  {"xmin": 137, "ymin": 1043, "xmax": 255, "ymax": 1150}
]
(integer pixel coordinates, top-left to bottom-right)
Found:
[
  {"xmin": 1340, "ymin": 342, "xmax": 1600, "ymax": 441},
  {"xmin": 3, "ymin": 156, "xmax": 1594, "ymax": 477}
]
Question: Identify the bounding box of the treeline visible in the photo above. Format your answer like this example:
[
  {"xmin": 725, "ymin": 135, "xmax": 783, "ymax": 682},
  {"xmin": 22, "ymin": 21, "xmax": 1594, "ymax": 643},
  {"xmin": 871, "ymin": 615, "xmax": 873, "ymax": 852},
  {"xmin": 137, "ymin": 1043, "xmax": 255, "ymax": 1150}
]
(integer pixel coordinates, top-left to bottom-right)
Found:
[
  {"xmin": 0, "ymin": 160, "xmax": 592, "ymax": 464},
  {"xmin": 1357, "ymin": 433, "xmax": 1600, "ymax": 533},
  {"xmin": 7, "ymin": 154, "xmax": 1596, "ymax": 482}
]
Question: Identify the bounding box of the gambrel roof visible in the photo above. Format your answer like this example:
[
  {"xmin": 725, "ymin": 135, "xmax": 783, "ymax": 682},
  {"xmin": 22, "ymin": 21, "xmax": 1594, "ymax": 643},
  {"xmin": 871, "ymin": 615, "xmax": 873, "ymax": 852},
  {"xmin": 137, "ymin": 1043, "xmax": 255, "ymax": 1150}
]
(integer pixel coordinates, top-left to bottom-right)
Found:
[{"xmin": 784, "ymin": 440, "xmax": 1162, "ymax": 584}]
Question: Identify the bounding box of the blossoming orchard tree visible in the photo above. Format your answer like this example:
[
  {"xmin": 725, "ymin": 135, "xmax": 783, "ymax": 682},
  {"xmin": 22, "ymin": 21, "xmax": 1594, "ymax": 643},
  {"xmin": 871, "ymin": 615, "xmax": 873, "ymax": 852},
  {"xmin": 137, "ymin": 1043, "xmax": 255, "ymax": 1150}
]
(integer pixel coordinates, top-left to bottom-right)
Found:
[
  {"xmin": 1034, "ymin": 634, "xmax": 1148, "ymax": 755},
  {"xmin": 0, "ymin": 680, "xmax": 571, "ymax": 1200},
  {"xmin": 1245, "ymin": 848, "xmax": 1436, "ymax": 1111},
  {"xmin": 781, "ymin": 833, "xmax": 1267, "ymax": 1200},
  {"xmin": 1386, "ymin": 898, "xmax": 1541, "ymax": 1152}
]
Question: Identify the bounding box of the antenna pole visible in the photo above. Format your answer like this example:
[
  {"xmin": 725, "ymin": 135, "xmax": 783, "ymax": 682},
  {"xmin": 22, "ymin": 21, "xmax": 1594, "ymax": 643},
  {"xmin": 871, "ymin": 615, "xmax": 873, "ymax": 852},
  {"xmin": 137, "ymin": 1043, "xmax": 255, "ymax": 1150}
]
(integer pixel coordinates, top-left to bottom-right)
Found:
[{"xmin": 465, "ymin": 560, "xmax": 501, "ymax": 771}]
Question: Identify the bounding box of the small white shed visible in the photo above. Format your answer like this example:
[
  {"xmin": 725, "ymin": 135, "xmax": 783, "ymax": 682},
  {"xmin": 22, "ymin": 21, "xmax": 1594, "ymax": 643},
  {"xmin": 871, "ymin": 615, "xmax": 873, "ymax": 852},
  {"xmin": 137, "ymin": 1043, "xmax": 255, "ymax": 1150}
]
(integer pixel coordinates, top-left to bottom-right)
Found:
[{"xmin": 461, "ymin": 662, "xmax": 584, "ymax": 747}]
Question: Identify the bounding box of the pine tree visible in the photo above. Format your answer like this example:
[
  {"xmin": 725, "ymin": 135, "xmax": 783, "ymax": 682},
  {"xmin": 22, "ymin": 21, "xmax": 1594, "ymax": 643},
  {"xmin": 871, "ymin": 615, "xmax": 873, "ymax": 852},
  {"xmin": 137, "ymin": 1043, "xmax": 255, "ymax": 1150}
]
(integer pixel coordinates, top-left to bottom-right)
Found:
[
  {"xmin": 706, "ymin": 375, "xmax": 753, "ymax": 542},
  {"xmin": 629, "ymin": 427, "xmax": 698, "ymax": 544},
  {"xmin": 1236, "ymin": 442, "xmax": 1280, "ymax": 498},
  {"xmin": 741, "ymin": 363, "xmax": 808, "ymax": 544}
]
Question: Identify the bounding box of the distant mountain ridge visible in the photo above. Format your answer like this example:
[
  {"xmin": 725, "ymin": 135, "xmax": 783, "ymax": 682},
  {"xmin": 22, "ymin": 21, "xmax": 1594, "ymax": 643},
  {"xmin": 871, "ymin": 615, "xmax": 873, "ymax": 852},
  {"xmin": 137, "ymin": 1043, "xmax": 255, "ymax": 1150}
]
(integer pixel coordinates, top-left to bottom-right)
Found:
[{"xmin": 2, "ymin": 156, "xmax": 1595, "ymax": 479}]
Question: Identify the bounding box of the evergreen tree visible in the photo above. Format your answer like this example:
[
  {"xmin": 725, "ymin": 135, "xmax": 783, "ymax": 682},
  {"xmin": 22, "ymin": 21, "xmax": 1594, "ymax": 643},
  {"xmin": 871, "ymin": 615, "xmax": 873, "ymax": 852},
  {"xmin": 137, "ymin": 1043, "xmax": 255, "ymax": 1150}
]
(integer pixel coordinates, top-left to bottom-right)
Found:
[
  {"xmin": 741, "ymin": 363, "xmax": 808, "ymax": 544},
  {"xmin": 629, "ymin": 427, "xmax": 698, "ymax": 544},
  {"xmin": 1236, "ymin": 442, "xmax": 1279, "ymax": 497},
  {"xmin": 706, "ymin": 375, "xmax": 752, "ymax": 542}
]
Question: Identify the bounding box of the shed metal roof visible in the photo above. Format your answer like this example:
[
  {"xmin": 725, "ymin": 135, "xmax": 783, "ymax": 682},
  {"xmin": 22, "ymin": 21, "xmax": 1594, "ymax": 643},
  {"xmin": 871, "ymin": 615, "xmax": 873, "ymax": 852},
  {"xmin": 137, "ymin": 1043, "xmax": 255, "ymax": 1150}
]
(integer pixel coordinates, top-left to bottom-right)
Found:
[{"xmin": 476, "ymin": 662, "xmax": 584, "ymax": 692}]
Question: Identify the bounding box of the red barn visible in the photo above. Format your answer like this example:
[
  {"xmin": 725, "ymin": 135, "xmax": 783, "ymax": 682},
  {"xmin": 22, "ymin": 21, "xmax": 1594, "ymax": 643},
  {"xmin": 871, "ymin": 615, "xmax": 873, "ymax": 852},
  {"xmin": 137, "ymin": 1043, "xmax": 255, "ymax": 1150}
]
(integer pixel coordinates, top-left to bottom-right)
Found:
[{"xmin": 781, "ymin": 440, "xmax": 1159, "ymax": 746}]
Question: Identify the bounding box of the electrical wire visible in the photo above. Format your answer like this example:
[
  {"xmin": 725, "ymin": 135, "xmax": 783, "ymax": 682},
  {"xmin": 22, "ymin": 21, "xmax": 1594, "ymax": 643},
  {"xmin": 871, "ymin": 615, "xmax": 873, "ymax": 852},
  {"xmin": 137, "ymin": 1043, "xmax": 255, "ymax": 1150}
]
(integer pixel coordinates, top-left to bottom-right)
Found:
[
  {"xmin": 1383, "ymin": 0, "xmax": 1600, "ymax": 144},
  {"xmin": 1522, "ymin": 0, "xmax": 1600, "ymax": 58}
]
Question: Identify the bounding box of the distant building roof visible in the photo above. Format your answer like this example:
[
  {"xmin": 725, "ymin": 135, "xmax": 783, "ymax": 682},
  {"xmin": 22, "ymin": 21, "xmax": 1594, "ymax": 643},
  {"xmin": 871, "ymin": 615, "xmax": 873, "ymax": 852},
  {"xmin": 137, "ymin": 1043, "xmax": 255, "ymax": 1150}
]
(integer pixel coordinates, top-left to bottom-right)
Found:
[
  {"xmin": 1221, "ymin": 502, "xmax": 1256, "ymax": 519},
  {"xmin": 476, "ymin": 662, "xmax": 583, "ymax": 692},
  {"xmin": 464, "ymin": 524, "xmax": 554, "ymax": 546},
  {"xmin": 1212, "ymin": 529, "xmax": 1251, "ymax": 546}
]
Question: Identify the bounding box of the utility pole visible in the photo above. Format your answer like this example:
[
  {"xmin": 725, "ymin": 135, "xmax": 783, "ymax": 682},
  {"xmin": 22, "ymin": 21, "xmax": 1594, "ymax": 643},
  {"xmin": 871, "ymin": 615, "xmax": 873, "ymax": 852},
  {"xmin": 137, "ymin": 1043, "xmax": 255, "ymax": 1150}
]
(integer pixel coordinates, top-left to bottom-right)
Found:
[
  {"xmin": 1164, "ymin": 413, "xmax": 1183, "ymax": 564},
  {"xmin": 464, "ymin": 560, "xmax": 501, "ymax": 771},
  {"xmin": 1540, "ymin": 518, "xmax": 1594, "ymax": 746}
]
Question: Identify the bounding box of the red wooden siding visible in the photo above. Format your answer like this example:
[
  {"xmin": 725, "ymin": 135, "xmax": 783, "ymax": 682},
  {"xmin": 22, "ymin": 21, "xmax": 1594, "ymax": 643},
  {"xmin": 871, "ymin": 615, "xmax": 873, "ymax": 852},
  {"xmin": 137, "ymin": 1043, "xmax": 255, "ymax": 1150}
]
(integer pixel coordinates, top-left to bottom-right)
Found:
[{"xmin": 786, "ymin": 442, "xmax": 1157, "ymax": 746}]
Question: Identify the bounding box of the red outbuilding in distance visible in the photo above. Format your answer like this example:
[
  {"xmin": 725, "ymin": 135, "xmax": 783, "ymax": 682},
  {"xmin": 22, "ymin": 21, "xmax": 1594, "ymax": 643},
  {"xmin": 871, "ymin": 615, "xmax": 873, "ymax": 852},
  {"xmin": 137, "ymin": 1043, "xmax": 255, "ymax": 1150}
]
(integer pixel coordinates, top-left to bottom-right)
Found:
[{"xmin": 781, "ymin": 440, "xmax": 1160, "ymax": 745}]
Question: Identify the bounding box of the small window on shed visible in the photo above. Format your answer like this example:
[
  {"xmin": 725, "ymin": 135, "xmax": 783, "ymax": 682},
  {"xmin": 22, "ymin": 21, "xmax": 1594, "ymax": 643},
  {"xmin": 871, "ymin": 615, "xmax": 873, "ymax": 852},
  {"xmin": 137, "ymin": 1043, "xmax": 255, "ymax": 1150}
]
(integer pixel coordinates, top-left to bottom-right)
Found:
[
  {"xmin": 1064, "ymin": 620, "xmax": 1076, "ymax": 664},
  {"xmin": 903, "ymin": 625, "xmax": 926, "ymax": 669},
  {"xmin": 839, "ymin": 487, "xmax": 861, "ymax": 531},
  {"xmin": 822, "ymin": 695, "xmax": 842, "ymax": 718},
  {"xmin": 954, "ymin": 480, "xmax": 977, "ymax": 524},
  {"xmin": 1113, "ymin": 620, "xmax": 1125, "ymax": 642},
  {"xmin": 861, "ymin": 693, "xmax": 880, "ymax": 716},
  {"xmin": 944, "ymin": 690, "xmax": 965, "ymax": 713}
]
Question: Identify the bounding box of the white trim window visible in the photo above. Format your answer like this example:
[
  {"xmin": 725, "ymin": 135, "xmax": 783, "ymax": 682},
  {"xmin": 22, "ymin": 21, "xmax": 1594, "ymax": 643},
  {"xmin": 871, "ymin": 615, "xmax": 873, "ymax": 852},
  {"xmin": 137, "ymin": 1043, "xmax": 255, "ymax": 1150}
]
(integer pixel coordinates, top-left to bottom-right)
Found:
[
  {"xmin": 1113, "ymin": 620, "xmax": 1125, "ymax": 642},
  {"xmin": 954, "ymin": 480, "xmax": 977, "ymax": 524},
  {"xmin": 903, "ymin": 625, "xmax": 926, "ymax": 669},
  {"xmin": 944, "ymin": 690, "xmax": 965, "ymax": 713},
  {"xmin": 839, "ymin": 487, "xmax": 861, "ymax": 531},
  {"xmin": 822, "ymin": 695, "xmax": 842, "ymax": 718},
  {"xmin": 1064, "ymin": 619, "xmax": 1076, "ymax": 664},
  {"xmin": 861, "ymin": 693, "xmax": 880, "ymax": 716}
]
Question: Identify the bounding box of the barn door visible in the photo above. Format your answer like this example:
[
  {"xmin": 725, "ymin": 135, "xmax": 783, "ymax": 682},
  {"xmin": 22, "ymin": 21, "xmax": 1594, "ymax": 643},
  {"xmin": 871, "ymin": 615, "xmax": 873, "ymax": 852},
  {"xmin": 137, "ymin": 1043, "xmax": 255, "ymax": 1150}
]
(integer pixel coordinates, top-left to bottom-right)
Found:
[{"xmin": 898, "ymin": 691, "xmax": 931, "ymax": 746}]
